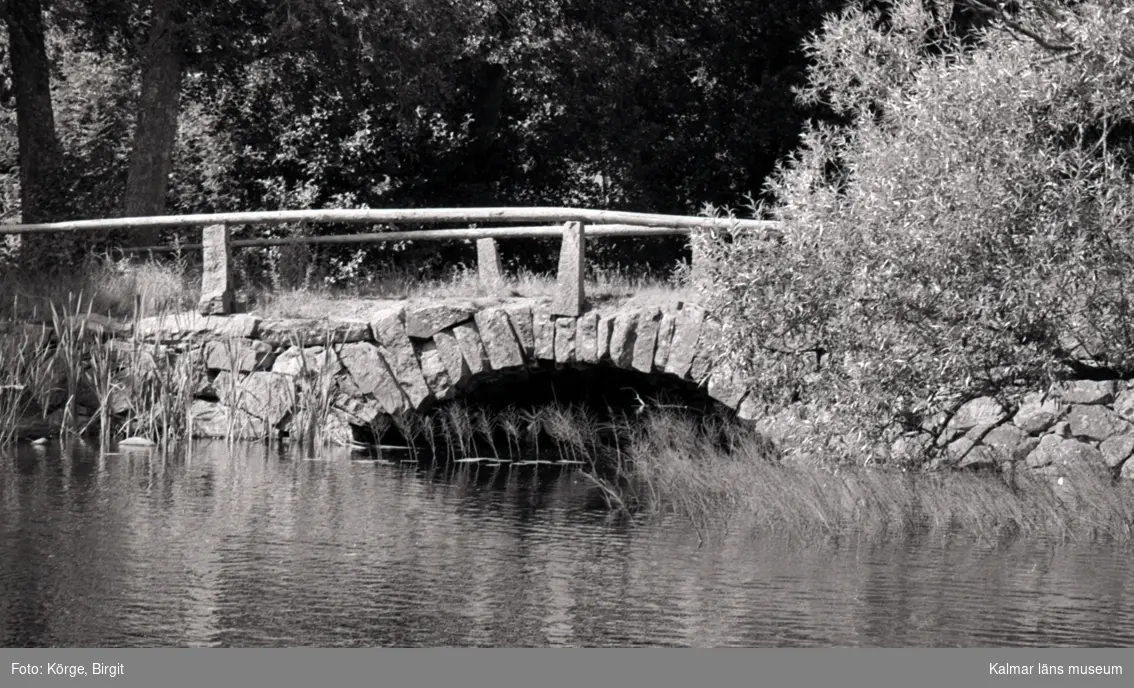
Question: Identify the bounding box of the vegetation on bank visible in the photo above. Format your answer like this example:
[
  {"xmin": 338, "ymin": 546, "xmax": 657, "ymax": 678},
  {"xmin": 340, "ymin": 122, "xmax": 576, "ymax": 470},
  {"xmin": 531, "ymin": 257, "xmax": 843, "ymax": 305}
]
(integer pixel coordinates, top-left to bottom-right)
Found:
[{"xmin": 700, "ymin": 1, "xmax": 1134, "ymax": 465}]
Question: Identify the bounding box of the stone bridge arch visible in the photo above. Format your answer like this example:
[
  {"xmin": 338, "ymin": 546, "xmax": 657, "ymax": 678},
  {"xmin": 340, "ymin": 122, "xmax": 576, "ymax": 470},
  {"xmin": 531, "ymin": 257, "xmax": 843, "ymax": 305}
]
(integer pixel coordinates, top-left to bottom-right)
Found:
[
  {"xmin": 136, "ymin": 300, "xmax": 761, "ymax": 442},
  {"xmin": 330, "ymin": 301, "xmax": 761, "ymax": 424}
]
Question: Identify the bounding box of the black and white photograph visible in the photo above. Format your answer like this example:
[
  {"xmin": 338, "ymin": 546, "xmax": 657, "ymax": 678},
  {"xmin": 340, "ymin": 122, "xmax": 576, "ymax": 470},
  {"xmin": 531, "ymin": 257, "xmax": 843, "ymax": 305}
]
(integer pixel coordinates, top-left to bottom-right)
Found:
[{"xmin": 1, "ymin": 0, "xmax": 1133, "ymax": 660}]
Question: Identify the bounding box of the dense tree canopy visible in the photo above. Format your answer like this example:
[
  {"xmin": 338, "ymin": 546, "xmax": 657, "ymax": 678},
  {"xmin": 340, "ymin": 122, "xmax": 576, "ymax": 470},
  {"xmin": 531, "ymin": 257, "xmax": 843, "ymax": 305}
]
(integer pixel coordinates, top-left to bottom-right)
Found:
[{"xmin": 1, "ymin": 0, "xmax": 847, "ymax": 270}]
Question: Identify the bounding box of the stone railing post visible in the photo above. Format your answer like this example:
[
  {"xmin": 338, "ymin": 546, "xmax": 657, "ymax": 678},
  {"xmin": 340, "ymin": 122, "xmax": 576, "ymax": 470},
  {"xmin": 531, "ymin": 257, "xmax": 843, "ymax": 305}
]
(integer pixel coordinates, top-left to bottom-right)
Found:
[
  {"xmin": 476, "ymin": 237, "xmax": 504, "ymax": 290},
  {"xmin": 198, "ymin": 223, "xmax": 233, "ymax": 315},
  {"xmin": 552, "ymin": 221, "xmax": 585, "ymax": 317}
]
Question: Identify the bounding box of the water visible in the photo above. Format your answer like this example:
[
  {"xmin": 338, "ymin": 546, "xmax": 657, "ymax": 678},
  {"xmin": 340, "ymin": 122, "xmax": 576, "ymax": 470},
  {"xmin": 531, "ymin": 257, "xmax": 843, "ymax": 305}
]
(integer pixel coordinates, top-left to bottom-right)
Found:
[{"xmin": 2, "ymin": 441, "xmax": 1133, "ymax": 647}]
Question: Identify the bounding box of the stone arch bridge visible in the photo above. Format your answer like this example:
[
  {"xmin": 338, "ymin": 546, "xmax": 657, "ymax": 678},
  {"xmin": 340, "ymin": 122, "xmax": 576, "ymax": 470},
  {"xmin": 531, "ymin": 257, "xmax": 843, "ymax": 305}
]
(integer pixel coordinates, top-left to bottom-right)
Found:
[{"xmin": 133, "ymin": 298, "xmax": 760, "ymax": 442}]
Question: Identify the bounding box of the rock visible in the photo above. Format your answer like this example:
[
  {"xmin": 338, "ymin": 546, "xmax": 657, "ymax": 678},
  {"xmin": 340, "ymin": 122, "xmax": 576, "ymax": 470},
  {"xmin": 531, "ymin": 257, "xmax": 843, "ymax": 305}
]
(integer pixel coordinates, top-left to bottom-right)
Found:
[
  {"xmin": 371, "ymin": 308, "xmax": 432, "ymax": 408},
  {"xmin": 322, "ymin": 410, "xmax": 357, "ymax": 446},
  {"xmin": 451, "ymin": 322, "xmax": 491, "ymax": 376},
  {"xmin": 958, "ymin": 445, "xmax": 1000, "ymax": 470},
  {"xmin": 431, "ymin": 330, "xmax": 470, "ymax": 384},
  {"xmin": 947, "ymin": 397, "xmax": 1006, "ymax": 435},
  {"xmin": 595, "ymin": 315, "xmax": 614, "ymax": 363},
  {"xmin": 554, "ymin": 317, "xmax": 577, "ymax": 364},
  {"xmin": 979, "ymin": 423, "xmax": 1028, "ymax": 462},
  {"xmin": 219, "ymin": 371, "xmax": 294, "ymax": 426},
  {"xmin": 189, "ymin": 399, "xmax": 272, "ymax": 439},
  {"xmin": 271, "ymin": 346, "xmax": 341, "ymax": 378},
  {"xmin": 706, "ymin": 366, "xmax": 746, "ymax": 409},
  {"xmin": 631, "ymin": 308, "xmax": 662, "ymax": 374},
  {"xmin": 335, "ymin": 342, "xmax": 407, "ymax": 414},
  {"xmin": 608, "ymin": 311, "xmax": 639, "ymax": 368},
  {"xmin": 664, "ymin": 306, "xmax": 705, "ymax": 379},
  {"xmin": 890, "ymin": 434, "xmax": 933, "ymax": 464},
  {"xmin": 1025, "ymin": 435, "xmax": 1104, "ymax": 470},
  {"xmin": 575, "ymin": 312, "xmax": 601, "ymax": 364},
  {"xmin": 1012, "ymin": 392, "xmax": 1065, "ymax": 435},
  {"xmin": 63, "ymin": 313, "xmax": 130, "ymax": 339},
  {"xmin": 503, "ymin": 305, "xmax": 534, "ymax": 360},
  {"xmin": 1122, "ymin": 459, "xmax": 1134, "ymax": 480},
  {"xmin": 256, "ymin": 318, "xmax": 370, "ymax": 347},
  {"xmin": 653, "ymin": 311, "xmax": 678, "ymax": 369},
  {"xmin": 474, "ymin": 307, "xmax": 525, "ymax": 370},
  {"xmin": 204, "ymin": 339, "xmax": 274, "ymax": 373},
  {"xmin": 736, "ymin": 393, "xmax": 765, "ymax": 422},
  {"xmin": 1112, "ymin": 389, "xmax": 1134, "ymax": 422},
  {"xmin": 946, "ymin": 422, "xmax": 998, "ymax": 463},
  {"xmin": 405, "ymin": 303, "xmax": 476, "ymax": 339},
  {"xmin": 1099, "ymin": 434, "xmax": 1134, "ymax": 469},
  {"xmin": 532, "ymin": 309, "xmax": 555, "ymax": 361},
  {"xmin": 1067, "ymin": 404, "xmax": 1130, "ymax": 441},
  {"xmin": 119, "ymin": 437, "xmax": 155, "ymax": 447},
  {"xmin": 1055, "ymin": 379, "xmax": 1116, "ymax": 405},
  {"xmin": 689, "ymin": 346, "xmax": 715, "ymax": 384},
  {"xmin": 332, "ymin": 393, "xmax": 383, "ymax": 425},
  {"xmin": 135, "ymin": 312, "xmax": 260, "ymax": 343},
  {"xmin": 418, "ymin": 342, "xmax": 455, "ymax": 401}
]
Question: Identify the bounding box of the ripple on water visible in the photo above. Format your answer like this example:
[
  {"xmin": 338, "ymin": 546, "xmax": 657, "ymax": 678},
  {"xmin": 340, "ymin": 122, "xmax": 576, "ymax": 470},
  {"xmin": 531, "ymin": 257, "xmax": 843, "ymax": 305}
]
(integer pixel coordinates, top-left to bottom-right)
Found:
[{"xmin": 1, "ymin": 441, "xmax": 1133, "ymax": 647}]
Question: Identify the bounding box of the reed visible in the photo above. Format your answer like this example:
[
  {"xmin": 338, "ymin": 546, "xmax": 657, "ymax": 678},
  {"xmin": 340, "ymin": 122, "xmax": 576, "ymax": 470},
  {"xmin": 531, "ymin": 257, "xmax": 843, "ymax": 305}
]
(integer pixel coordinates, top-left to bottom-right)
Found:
[{"xmin": 590, "ymin": 411, "xmax": 1134, "ymax": 543}]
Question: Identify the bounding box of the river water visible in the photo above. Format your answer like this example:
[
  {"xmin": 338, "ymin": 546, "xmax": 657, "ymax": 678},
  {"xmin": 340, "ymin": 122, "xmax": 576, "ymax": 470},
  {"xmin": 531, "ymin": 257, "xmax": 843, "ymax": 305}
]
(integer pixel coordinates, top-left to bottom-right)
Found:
[{"xmin": 2, "ymin": 441, "xmax": 1133, "ymax": 647}]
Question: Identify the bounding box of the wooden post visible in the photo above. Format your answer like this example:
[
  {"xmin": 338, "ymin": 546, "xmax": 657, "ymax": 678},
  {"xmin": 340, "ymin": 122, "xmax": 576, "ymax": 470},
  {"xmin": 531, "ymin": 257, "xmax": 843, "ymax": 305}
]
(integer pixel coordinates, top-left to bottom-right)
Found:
[
  {"xmin": 197, "ymin": 223, "xmax": 233, "ymax": 315},
  {"xmin": 552, "ymin": 221, "xmax": 585, "ymax": 317},
  {"xmin": 476, "ymin": 238, "xmax": 504, "ymax": 290}
]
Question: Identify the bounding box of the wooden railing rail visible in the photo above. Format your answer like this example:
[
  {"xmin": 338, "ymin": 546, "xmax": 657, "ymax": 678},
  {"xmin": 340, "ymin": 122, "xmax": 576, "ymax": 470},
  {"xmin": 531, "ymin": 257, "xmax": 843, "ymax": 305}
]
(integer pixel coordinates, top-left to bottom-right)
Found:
[{"xmin": 0, "ymin": 208, "xmax": 781, "ymax": 317}]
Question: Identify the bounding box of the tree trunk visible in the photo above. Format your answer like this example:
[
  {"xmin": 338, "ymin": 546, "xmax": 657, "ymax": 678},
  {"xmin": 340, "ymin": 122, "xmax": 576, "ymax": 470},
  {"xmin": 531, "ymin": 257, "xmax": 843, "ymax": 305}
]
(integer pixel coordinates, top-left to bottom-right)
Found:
[
  {"xmin": 6, "ymin": 0, "xmax": 61, "ymax": 225},
  {"xmin": 122, "ymin": 0, "xmax": 184, "ymax": 245}
]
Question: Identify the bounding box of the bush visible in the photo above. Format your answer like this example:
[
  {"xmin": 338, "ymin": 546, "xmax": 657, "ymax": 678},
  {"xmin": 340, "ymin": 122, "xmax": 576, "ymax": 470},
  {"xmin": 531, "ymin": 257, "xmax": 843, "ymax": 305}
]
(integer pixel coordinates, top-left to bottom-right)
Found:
[{"xmin": 701, "ymin": 1, "xmax": 1134, "ymax": 463}]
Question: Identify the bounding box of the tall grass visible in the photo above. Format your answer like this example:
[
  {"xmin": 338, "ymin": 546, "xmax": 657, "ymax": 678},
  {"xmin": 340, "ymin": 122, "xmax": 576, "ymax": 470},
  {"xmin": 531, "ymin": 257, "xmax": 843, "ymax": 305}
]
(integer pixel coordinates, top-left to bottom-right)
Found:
[{"xmin": 597, "ymin": 412, "xmax": 1134, "ymax": 543}]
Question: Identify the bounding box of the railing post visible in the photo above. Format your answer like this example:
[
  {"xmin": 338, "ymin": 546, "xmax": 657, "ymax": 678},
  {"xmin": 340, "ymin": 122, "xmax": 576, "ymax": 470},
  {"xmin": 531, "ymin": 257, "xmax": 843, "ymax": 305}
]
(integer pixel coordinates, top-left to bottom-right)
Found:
[
  {"xmin": 198, "ymin": 223, "xmax": 233, "ymax": 315},
  {"xmin": 552, "ymin": 221, "xmax": 585, "ymax": 317},
  {"xmin": 476, "ymin": 237, "xmax": 504, "ymax": 290}
]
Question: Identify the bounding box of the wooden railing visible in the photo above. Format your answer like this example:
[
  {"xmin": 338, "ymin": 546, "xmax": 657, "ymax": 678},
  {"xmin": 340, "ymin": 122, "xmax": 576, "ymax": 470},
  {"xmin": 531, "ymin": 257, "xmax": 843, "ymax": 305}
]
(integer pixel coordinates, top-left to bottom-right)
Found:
[{"xmin": 1, "ymin": 207, "xmax": 781, "ymax": 317}]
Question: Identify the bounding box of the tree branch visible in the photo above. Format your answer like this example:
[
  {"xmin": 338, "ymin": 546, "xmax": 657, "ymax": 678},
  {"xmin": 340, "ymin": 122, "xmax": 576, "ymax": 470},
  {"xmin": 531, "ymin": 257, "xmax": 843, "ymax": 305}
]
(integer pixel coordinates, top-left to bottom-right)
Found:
[{"xmin": 961, "ymin": 0, "xmax": 1076, "ymax": 53}]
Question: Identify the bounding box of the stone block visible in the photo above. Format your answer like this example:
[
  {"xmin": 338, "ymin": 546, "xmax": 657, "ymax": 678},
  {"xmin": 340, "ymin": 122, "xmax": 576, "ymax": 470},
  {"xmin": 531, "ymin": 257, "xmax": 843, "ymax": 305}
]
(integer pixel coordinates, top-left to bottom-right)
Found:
[
  {"xmin": 1012, "ymin": 391, "xmax": 1065, "ymax": 435},
  {"xmin": 257, "ymin": 318, "xmax": 371, "ymax": 347},
  {"xmin": 417, "ymin": 341, "xmax": 455, "ymax": 401},
  {"xmin": 533, "ymin": 309, "xmax": 555, "ymax": 361},
  {"xmin": 204, "ymin": 339, "xmax": 274, "ymax": 373},
  {"xmin": 503, "ymin": 305, "xmax": 534, "ymax": 360},
  {"xmin": 1099, "ymin": 433, "xmax": 1134, "ymax": 469},
  {"xmin": 551, "ymin": 221, "xmax": 585, "ymax": 317},
  {"xmin": 1055, "ymin": 379, "xmax": 1117, "ymax": 405},
  {"xmin": 631, "ymin": 308, "xmax": 662, "ymax": 373},
  {"xmin": 452, "ymin": 322, "xmax": 491, "ymax": 375},
  {"xmin": 198, "ymin": 224, "xmax": 233, "ymax": 315},
  {"xmin": 608, "ymin": 310, "xmax": 639, "ymax": 369},
  {"xmin": 554, "ymin": 317, "xmax": 577, "ymax": 364},
  {"xmin": 371, "ymin": 308, "xmax": 433, "ymax": 409},
  {"xmin": 576, "ymin": 312, "xmax": 600, "ymax": 364},
  {"xmin": 653, "ymin": 310, "xmax": 678, "ymax": 369},
  {"xmin": 664, "ymin": 306, "xmax": 705, "ymax": 379},
  {"xmin": 405, "ymin": 303, "xmax": 477, "ymax": 339},
  {"xmin": 432, "ymin": 330, "xmax": 470, "ymax": 383},
  {"xmin": 1067, "ymin": 404, "xmax": 1130, "ymax": 442},
  {"xmin": 335, "ymin": 342, "xmax": 407, "ymax": 414},
  {"xmin": 477, "ymin": 238, "xmax": 504, "ymax": 289},
  {"xmin": 474, "ymin": 307, "xmax": 525, "ymax": 370}
]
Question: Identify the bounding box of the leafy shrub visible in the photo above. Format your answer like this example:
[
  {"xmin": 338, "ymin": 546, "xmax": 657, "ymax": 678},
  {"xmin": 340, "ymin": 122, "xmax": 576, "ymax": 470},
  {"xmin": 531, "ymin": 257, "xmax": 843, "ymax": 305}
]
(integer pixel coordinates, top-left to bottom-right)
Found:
[{"xmin": 701, "ymin": 0, "xmax": 1134, "ymax": 462}]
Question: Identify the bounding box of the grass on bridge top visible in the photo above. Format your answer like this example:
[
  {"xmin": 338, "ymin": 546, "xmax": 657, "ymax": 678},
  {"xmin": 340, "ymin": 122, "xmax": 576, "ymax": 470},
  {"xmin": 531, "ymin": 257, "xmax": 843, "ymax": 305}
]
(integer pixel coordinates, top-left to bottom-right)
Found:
[{"xmin": 0, "ymin": 257, "xmax": 693, "ymax": 324}]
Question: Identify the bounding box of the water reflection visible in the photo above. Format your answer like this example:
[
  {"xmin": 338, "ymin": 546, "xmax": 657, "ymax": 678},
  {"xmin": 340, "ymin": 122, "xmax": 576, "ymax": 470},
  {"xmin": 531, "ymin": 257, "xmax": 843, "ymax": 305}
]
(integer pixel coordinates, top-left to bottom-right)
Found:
[{"xmin": 1, "ymin": 441, "xmax": 1132, "ymax": 647}]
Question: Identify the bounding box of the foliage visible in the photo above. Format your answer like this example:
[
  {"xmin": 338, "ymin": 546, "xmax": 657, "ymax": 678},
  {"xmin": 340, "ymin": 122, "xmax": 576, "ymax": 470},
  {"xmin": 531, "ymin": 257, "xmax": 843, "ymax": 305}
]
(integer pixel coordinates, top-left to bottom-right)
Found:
[{"xmin": 701, "ymin": 0, "xmax": 1134, "ymax": 462}]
